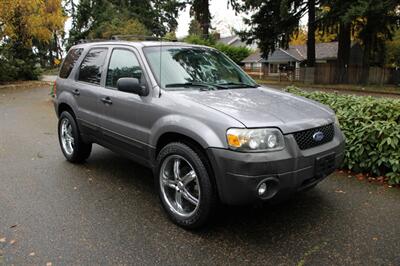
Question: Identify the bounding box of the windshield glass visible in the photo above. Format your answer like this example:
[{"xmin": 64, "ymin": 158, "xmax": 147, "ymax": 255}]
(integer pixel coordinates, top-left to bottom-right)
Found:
[{"xmin": 143, "ymin": 46, "xmax": 258, "ymax": 90}]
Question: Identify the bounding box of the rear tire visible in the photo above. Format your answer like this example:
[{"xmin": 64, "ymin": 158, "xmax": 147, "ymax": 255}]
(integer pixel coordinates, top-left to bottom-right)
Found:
[
  {"xmin": 155, "ymin": 142, "xmax": 217, "ymax": 229},
  {"xmin": 58, "ymin": 111, "xmax": 92, "ymax": 163}
]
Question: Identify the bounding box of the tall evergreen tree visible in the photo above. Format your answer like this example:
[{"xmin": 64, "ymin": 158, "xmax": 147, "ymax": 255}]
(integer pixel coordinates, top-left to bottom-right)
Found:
[
  {"xmin": 345, "ymin": 0, "xmax": 400, "ymax": 83},
  {"xmin": 319, "ymin": 0, "xmax": 354, "ymax": 83},
  {"xmin": 190, "ymin": 0, "xmax": 211, "ymax": 37},
  {"xmin": 186, "ymin": 0, "xmax": 239, "ymax": 39},
  {"xmin": 239, "ymin": 0, "xmax": 317, "ymax": 66}
]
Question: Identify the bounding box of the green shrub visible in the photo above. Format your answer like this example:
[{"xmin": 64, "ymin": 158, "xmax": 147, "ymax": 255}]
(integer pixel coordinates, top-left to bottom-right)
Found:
[
  {"xmin": 183, "ymin": 35, "xmax": 252, "ymax": 64},
  {"xmin": 285, "ymin": 86, "xmax": 400, "ymax": 184},
  {"xmin": 213, "ymin": 43, "xmax": 252, "ymax": 64},
  {"xmin": 0, "ymin": 44, "xmax": 41, "ymax": 82}
]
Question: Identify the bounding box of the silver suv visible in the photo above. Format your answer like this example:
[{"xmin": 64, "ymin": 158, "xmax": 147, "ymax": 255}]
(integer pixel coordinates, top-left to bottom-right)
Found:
[{"xmin": 54, "ymin": 41, "xmax": 345, "ymax": 228}]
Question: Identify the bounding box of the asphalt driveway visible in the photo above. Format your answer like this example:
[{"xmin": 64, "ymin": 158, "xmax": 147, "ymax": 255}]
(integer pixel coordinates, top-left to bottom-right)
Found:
[{"xmin": 0, "ymin": 86, "xmax": 399, "ymax": 265}]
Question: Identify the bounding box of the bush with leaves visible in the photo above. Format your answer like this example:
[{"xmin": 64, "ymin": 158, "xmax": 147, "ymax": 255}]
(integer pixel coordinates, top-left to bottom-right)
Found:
[
  {"xmin": 285, "ymin": 86, "xmax": 400, "ymax": 184},
  {"xmin": 184, "ymin": 35, "xmax": 252, "ymax": 64},
  {"xmin": 0, "ymin": 43, "xmax": 41, "ymax": 83}
]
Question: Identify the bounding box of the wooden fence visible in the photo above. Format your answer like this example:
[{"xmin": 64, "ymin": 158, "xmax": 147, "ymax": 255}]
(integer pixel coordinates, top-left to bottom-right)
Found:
[{"xmin": 243, "ymin": 64, "xmax": 400, "ymax": 85}]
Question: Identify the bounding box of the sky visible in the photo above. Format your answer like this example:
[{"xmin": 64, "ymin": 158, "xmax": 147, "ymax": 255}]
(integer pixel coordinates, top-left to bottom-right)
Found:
[{"xmin": 175, "ymin": 0, "xmax": 248, "ymax": 38}]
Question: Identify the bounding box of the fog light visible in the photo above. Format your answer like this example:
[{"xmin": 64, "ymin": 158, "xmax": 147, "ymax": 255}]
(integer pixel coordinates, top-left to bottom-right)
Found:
[{"xmin": 258, "ymin": 182, "xmax": 267, "ymax": 195}]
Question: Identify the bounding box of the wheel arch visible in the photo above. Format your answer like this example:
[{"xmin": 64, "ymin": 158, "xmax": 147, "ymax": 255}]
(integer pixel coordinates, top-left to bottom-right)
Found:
[
  {"xmin": 58, "ymin": 102, "xmax": 76, "ymax": 118},
  {"xmin": 155, "ymin": 132, "xmax": 220, "ymax": 201}
]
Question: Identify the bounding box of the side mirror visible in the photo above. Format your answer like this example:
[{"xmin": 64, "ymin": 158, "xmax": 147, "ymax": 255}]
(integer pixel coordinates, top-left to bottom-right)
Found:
[{"xmin": 117, "ymin": 77, "xmax": 149, "ymax": 96}]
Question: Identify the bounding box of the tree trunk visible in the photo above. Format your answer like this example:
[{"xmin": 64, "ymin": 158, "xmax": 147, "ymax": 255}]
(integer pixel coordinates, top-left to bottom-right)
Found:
[
  {"xmin": 200, "ymin": 0, "xmax": 210, "ymax": 38},
  {"xmin": 70, "ymin": 0, "xmax": 76, "ymax": 27},
  {"xmin": 335, "ymin": 22, "xmax": 351, "ymax": 83},
  {"xmin": 192, "ymin": 0, "xmax": 210, "ymax": 38},
  {"xmin": 361, "ymin": 34, "xmax": 371, "ymax": 84},
  {"xmin": 306, "ymin": 0, "xmax": 316, "ymax": 67},
  {"xmin": 49, "ymin": 46, "xmax": 54, "ymax": 67}
]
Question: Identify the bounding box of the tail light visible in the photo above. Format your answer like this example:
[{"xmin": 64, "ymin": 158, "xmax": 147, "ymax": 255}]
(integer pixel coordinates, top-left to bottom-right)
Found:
[{"xmin": 52, "ymin": 80, "xmax": 57, "ymax": 97}]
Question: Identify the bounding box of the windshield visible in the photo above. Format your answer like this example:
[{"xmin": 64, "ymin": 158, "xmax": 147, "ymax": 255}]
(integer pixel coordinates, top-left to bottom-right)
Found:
[{"xmin": 143, "ymin": 46, "xmax": 258, "ymax": 90}]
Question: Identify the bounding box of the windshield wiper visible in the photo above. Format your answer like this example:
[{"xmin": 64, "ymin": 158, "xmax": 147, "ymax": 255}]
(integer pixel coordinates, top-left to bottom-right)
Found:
[
  {"xmin": 215, "ymin": 82, "xmax": 259, "ymax": 88},
  {"xmin": 165, "ymin": 82, "xmax": 217, "ymax": 91}
]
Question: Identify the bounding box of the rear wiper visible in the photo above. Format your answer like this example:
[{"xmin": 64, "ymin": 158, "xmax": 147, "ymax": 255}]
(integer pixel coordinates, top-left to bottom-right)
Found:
[
  {"xmin": 165, "ymin": 82, "xmax": 217, "ymax": 90},
  {"xmin": 215, "ymin": 82, "xmax": 259, "ymax": 88}
]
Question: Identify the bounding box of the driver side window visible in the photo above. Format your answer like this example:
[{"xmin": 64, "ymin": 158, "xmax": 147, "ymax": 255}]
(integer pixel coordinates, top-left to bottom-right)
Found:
[{"xmin": 106, "ymin": 49, "xmax": 143, "ymax": 88}]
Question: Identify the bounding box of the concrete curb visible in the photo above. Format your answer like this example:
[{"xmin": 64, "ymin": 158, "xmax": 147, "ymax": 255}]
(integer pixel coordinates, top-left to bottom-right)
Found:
[{"xmin": 0, "ymin": 81, "xmax": 52, "ymax": 90}]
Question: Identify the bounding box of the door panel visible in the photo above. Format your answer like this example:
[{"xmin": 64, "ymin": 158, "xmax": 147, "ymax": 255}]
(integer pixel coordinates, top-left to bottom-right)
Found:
[
  {"xmin": 98, "ymin": 47, "xmax": 153, "ymax": 164},
  {"xmin": 72, "ymin": 81, "xmax": 101, "ymax": 137},
  {"xmin": 73, "ymin": 47, "xmax": 108, "ymax": 138}
]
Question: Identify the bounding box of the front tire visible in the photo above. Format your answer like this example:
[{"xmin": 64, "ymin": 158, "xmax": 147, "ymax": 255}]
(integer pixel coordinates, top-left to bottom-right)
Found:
[
  {"xmin": 58, "ymin": 111, "xmax": 92, "ymax": 163},
  {"xmin": 156, "ymin": 142, "xmax": 217, "ymax": 229}
]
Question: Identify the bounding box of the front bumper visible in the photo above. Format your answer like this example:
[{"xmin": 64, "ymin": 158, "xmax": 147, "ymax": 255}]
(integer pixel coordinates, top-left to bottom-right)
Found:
[{"xmin": 207, "ymin": 125, "xmax": 345, "ymax": 205}]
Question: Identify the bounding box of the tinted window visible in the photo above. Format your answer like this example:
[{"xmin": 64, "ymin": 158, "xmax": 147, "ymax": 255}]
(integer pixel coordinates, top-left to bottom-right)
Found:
[
  {"xmin": 78, "ymin": 48, "xmax": 108, "ymax": 85},
  {"xmin": 106, "ymin": 49, "xmax": 143, "ymax": 88},
  {"xmin": 59, "ymin": 48, "xmax": 83, "ymax": 78},
  {"xmin": 143, "ymin": 46, "xmax": 256, "ymax": 89}
]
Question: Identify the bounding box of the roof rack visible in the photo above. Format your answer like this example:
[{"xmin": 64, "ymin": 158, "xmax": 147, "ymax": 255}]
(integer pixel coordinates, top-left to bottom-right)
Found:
[
  {"xmin": 111, "ymin": 35, "xmax": 178, "ymax": 42},
  {"xmin": 77, "ymin": 35, "xmax": 178, "ymax": 44},
  {"xmin": 78, "ymin": 38, "xmax": 109, "ymax": 44}
]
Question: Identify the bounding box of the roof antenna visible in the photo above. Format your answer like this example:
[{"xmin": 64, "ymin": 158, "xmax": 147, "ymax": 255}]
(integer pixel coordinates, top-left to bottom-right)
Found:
[{"xmin": 159, "ymin": 36, "xmax": 163, "ymax": 97}]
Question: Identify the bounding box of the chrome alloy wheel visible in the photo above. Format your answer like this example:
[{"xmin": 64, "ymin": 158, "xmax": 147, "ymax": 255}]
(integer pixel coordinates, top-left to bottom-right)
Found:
[
  {"xmin": 60, "ymin": 118, "xmax": 75, "ymax": 156},
  {"xmin": 159, "ymin": 155, "xmax": 200, "ymax": 217}
]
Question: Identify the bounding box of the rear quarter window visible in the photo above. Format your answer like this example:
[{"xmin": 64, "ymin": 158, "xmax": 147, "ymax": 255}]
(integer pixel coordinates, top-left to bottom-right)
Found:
[{"xmin": 59, "ymin": 48, "xmax": 83, "ymax": 78}]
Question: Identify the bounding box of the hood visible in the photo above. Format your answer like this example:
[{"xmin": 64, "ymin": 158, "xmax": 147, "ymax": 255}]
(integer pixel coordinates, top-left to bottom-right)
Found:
[{"xmin": 172, "ymin": 87, "xmax": 335, "ymax": 134}]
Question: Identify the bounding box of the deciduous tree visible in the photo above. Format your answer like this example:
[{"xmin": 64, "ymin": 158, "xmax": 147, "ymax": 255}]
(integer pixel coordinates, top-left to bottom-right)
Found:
[
  {"xmin": 0, "ymin": 0, "xmax": 66, "ymax": 80},
  {"xmin": 67, "ymin": 0, "xmax": 185, "ymax": 47}
]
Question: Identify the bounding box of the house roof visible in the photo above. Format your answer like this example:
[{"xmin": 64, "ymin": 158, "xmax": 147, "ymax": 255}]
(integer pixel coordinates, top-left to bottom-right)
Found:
[
  {"xmin": 218, "ymin": 35, "xmax": 253, "ymax": 48},
  {"xmin": 218, "ymin": 36, "xmax": 239, "ymax": 45},
  {"xmin": 241, "ymin": 51, "xmax": 263, "ymax": 63},
  {"xmin": 290, "ymin": 42, "xmax": 338, "ymax": 61},
  {"xmin": 242, "ymin": 42, "xmax": 340, "ymax": 63}
]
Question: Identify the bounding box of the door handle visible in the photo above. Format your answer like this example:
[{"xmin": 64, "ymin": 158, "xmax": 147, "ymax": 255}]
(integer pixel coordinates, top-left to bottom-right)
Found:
[
  {"xmin": 72, "ymin": 89, "xmax": 80, "ymax": 96},
  {"xmin": 101, "ymin": 97, "xmax": 113, "ymax": 105}
]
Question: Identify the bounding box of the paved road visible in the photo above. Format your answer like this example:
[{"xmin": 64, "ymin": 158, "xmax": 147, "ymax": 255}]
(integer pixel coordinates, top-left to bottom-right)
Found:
[{"xmin": 1, "ymin": 86, "xmax": 400, "ymax": 265}]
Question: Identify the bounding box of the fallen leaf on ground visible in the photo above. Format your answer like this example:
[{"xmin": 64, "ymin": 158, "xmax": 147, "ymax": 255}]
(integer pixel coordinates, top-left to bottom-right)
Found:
[
  {"xmin": 335, "ymin": 189, "xmax": 346, "ymax": 194},
  {"xmin": 46, "ymin": 262, "xmax": 52, "ymax": 266},
  {"xmin": 0, "ymin": 237, "xmax": 6, "ymax": 243},
  {"xmin": 29, "ymin": 252, "xmax": 35, "ymax": 256},
  {"xmin": 10, "ymin": 240, "xmax": 16, "ymax": 245},
  {"xmin": 356, "ymin": 173, "xmax": 365, "ymax": 180},
  {"xmin": 372, "ymin": 237, "xmax": 378, "ymax": 241}
]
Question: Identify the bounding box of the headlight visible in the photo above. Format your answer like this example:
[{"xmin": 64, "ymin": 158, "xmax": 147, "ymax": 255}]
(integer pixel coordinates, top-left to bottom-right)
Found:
[
  {"xmin": 226, "ymin": 128, "xmax": 285, "ymax": 152},
  {"xmin": 334, "ymin": 115, "xmax": 340, "ymax": 127}
]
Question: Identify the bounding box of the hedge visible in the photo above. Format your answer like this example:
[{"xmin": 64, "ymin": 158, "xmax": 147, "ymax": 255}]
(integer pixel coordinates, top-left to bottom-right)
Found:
[
  {"xmin": 183, "ymin": 35, "xmax": 252, "ymax": 64},
  {"xmin": 285, "ymin": 86, "xmax": 400, "ymax": 184}
]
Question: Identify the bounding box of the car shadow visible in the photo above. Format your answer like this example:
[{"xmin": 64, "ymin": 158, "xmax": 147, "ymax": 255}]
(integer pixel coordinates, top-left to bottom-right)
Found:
[{"xmin": 83, "ymin": 146, "xmax": 337, "ymax": 240}]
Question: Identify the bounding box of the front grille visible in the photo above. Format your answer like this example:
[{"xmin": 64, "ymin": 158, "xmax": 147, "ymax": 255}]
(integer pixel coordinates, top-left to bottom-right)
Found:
[{"xmin": 293, "ymin": 124, "xmax": 334, "ymax": 150}]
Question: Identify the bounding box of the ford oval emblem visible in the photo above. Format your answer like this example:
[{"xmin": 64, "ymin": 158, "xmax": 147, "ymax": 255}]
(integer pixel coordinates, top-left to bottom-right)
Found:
[{"xmin": 313, "ymin": 131, "xmax": 324, "ymax": 142}]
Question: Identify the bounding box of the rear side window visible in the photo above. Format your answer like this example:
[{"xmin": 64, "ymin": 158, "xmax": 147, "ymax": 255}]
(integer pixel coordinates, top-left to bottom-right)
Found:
[
  {"xmin": 59, "ymin": 48, "xmax": 83, "ymax": 78},
  {"xmin": 78, "ymin": 48, "xmax": 108, "ymax": 85},
  {"xmin": 106, "ymin": 49, "xmax": 143, "ymax": 88}
]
